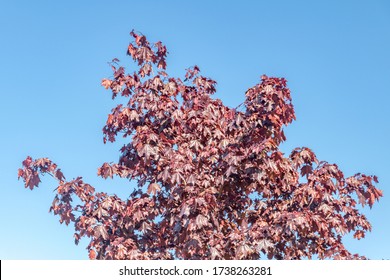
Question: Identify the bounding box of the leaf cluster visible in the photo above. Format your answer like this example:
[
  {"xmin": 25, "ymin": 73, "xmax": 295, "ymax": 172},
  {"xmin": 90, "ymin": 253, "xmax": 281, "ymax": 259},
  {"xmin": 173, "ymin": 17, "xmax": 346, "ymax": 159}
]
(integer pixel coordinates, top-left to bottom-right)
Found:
[{"xmin": 18, "ymin": 31, "xmax": 382, "ymax": 260}]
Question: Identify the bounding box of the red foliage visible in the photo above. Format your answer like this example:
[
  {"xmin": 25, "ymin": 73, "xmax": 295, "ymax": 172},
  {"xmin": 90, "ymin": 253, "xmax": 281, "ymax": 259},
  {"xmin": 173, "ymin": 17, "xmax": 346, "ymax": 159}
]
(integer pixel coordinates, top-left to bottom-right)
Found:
[{"xmin": 18, "ymin": 31, "xmax": 382, "ymax": 260}]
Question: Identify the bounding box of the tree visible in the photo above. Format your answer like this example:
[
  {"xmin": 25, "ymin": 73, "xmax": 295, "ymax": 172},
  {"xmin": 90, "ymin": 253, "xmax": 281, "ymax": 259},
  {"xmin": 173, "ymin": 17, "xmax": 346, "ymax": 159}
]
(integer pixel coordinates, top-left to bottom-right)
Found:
[{"xmin": 18, "ymin": 30, "xmax": 382, "ymax": 260}]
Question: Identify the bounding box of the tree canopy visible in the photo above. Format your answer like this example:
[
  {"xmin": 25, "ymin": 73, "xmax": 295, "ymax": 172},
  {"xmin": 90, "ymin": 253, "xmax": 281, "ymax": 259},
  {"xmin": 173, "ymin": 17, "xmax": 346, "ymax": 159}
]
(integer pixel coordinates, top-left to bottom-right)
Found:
[{"xmin": 18, "ymin": 30, "xmax": 382, "ymax": 260}]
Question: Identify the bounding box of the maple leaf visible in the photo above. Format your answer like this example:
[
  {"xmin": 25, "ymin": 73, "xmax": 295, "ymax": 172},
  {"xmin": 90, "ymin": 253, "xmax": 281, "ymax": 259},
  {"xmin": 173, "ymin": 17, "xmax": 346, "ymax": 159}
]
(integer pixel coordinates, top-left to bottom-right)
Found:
[
  {"xmin": 195, "ymin": 214, "xmax": 208, "ymax": 229},
  {"xmin": 94, "ymin": 225, "xmax": 109, "ymax": 240},
  {"xmin": 300, "ymin": 165, "xmax": 312, "ymax": 177},
  {"xmin": 17, "ymin": 168, "xmax": 24, "ymax": 179},
  {"xmin": 101, "ymin": 79, "xmax": 112, "ymax": 89},
  {"xmin": 98, "ymin": 163, "xmax": 114, "ymax": 179},
  {"xmin": 236, "ymin": 243, "xmax": 253, "ymax": 259},
  {"xmin": 55, "ymin": 169, "xmax": 65, "ymax": 182},
  {"xmin": 26, "ymin": 172, "xmax": 41, "ymax": 190},
  {"xmin": 257, "ymin": 239, "xmax": 274, "ymax": 252},
  {"xmin": 157, "ymin": 59, "xmax": 167, "ymax": 70},
  {"xmin": 89, "ymin": 249, "xmax": 96, "ymax": 260},
  {"xmin": 22, "ymin": 156, "xmax": 33, "ymax": 167},
  {"xmin": 147, "ymin": 183, "xmax": 161, "ymax": 195}
]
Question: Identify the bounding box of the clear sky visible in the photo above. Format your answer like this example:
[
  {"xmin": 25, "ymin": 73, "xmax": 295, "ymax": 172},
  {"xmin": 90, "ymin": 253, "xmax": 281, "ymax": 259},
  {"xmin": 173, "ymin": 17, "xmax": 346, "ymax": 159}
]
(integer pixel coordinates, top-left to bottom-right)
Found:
[{"xmin": 0, "ymin": 0, "xmax": 389, "ymax": 260}]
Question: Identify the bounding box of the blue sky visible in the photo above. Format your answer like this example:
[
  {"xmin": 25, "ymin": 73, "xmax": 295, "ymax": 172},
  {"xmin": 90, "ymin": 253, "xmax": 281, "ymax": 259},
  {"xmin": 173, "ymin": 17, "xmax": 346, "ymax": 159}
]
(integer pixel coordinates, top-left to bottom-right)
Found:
[{"xmin": 0, "ymin": 0, "xmax": 389, "ymax": 259}]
